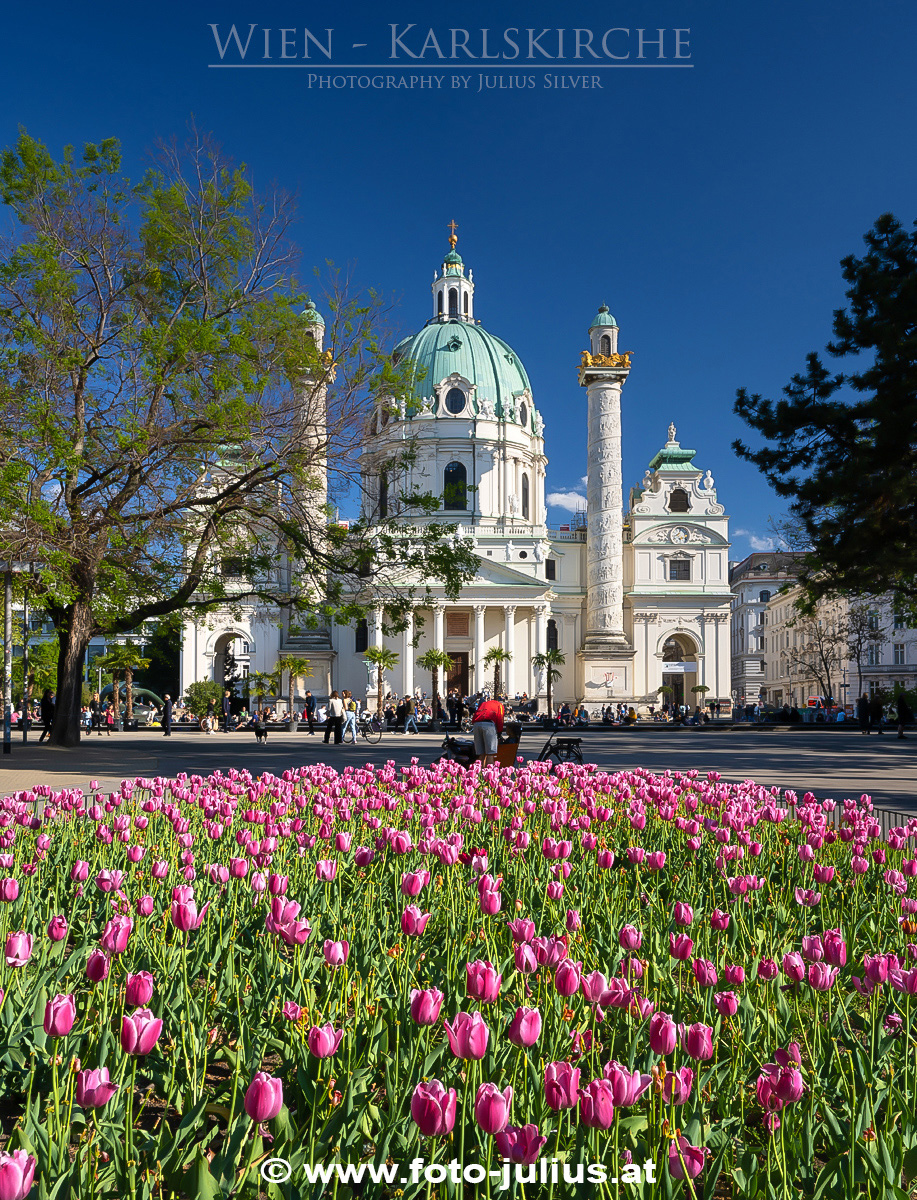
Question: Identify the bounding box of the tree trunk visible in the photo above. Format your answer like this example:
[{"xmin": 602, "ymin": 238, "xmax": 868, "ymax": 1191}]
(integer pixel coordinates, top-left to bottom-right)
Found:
[
  {"xmin": 547, "ymin": 675, "xmax": 553, "ymax": 724},
  {"xmin": 377, "ymin": 665, "xmax": 383, "ymax": 716},
  {"xmin": 126, "ymin": 666, "xmax": 134, "ymax": 721},
  {"xmin": 431, "ymin": 668, "xmax": 439, "ymax": 732},
  {"xmin": 494, "ymin": 667, "xmax": 500, "ymax": 696},
  {"xmin": 51, "ymin": 602, "xmax": 94, "ymax": 747}
]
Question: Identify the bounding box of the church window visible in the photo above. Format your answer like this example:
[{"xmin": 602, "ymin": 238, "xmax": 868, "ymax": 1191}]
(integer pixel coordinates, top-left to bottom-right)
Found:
[
  {"xmin": 463, "ymin": 292, "xmax": 469, "ymax": 315},
  {"xmin": 759, "ymin": 590, "xmax": 771, "ymax": 603},
  {"xmin": 546, "ymin": 558, "xmax": 556, "ymax": 580},
  {"xmin": 444, "ymin": 387, "xmax": 466, "ymax": 414},
  {"xmin": 547, "ymin": 619, "xmax": 559, "ymax": 651},
  {"xmin": 448, "ymin": 288, "xmax": 458, "ymax": 317},
  {"xmin": 519, "ymin": 551, "xmax": 528, "ymax": 559},
  {"xmin": 355, "ymin": 619, "xmax": 368, "ymax": 653},
  {"xmin": 668, "ymin": 488, "xmax": 690, "ymax": 512},
  {"xmin": 520, "ymin": 403, "xmax": 528, "ymax": 427},
  {"xmin": 437, "ymin": 290, "xmax": 443, "ymax": 316},
  {"xmin": 443, "ymin": 461, "xmax": 467, "ymax": 510},
  {"xmin": 669, "ymin": 559, "xmax": 690, "ymax": 581},
  {"xmin": 521, "ymin": 474, "xmax": 530, "ymax": 519},
  {"xmin": 378, "ymin": 469, "xmax": 388, "ymax": 518},
  {"xmin": 600, "ymin": 335, "xmax": 611, "ymax": 355}
]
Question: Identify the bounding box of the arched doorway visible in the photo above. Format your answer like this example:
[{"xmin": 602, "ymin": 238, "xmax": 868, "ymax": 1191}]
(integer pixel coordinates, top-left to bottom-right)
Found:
[
  {"xmin": 212, "ymin": 632, "xmax": 250, "ymax": 694},
  {"xmin": 660, "ymin": 633, "xmax": 699, "ymax": 711}
]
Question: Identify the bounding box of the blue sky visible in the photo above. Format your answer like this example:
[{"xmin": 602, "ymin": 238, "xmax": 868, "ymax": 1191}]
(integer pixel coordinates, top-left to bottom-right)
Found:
[{"xmin": 2, "ymin": 1, "xmax": 915, "ymax": 560}]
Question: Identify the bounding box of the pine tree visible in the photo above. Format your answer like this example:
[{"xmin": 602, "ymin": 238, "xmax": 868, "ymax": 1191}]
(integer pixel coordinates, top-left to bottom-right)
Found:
[{"xmin": 734, "ymin": 213, "xmax": 917, "ymax": 611}]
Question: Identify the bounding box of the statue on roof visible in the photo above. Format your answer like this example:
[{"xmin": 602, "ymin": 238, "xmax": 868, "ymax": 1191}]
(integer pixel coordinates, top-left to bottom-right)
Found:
[{"xmin": 667, "ymin": 422, "xmax": 677, "ymax": 443}]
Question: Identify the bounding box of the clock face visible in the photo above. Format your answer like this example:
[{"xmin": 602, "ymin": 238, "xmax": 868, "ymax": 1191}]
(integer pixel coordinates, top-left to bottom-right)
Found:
[{"xmin": 671, "ymin": 527, "xmax": 690, "ymax": 544}]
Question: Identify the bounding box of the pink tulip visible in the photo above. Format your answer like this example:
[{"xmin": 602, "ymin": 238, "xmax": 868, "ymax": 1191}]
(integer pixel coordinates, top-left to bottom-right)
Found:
[
  {"xmin": 308, "ymin": 1023, "xmax": 343, "ymax": 1058},
  {"xmin": 75, "ymin": 1067, "xmax": 119, "ymax": 1108},
  {"xmin": 668, "ymin": 1136, "xmax": 708, "ymax": 1180},
  {"xmin": 101, "ymin": 915, "xmax": 132, "ymax": 955},
  {"xmin": 494, "ymin": 1123, "xmax": 548, "ymax": 1165},
  {"xmin": 578, "ymin": 1078, "xmax": 615, "ymax": 1129},
  {"xmin": 794, "ymin": 887, "xmax": 821, "ymax": 908},
  {"xmin": 0, "ymin": 879, "xmax": 19, "ymax": 903},
  {"xmin": 400, "ymin": 870, "xmax": 430, "ymax": 896},
  {"xmin": 401, "ymin": 905, "xmax": 430, "ymax": 936},
  {"xmin": 544, "ymin": 1061, "xmax": 580, "ymax": 1110},
  {"xmin": 95, "ymin": 869, "xmax": 125, "ymax": 893},
  {"xmin": 170, "ymin": 892, "xmax": 209, "ymax": 932},
  {"xmin": 4, "ymin": 932, "xmax": 32, "ymax": 968},
  {"xmin": 757, "ymin": 958, "xmax": 778, "ymax": 981},
  {"xmin": 44, "ymin": 993, "xmax": 76, "ymax": 1037},
  {"xmin": 679, "ymin": 1022, "xmax": 714, "ymax": 1061},
  {"xmin": 807, "ymin": 962, "xmax": 838, "ymax": 991},
  {"xmin": 282, "ymin": 1001, "xmax": 303, "ymax": 1021},
  {"xmin": 565, "ymin": 908, "xmax": 581, "ymax": 932},
  {"xmin": 229, "ymin": 858, "xmax": 248, "ymax": 878},
  {"xmin": 120, "ymin": 1008, "xmax": 163, "ymax": 1056},
  {"xmin": 864, "ymin": 954, "xmax": 890, "ymax": 985},
  {"xmin": 710, "ymin": 908, "xmax": 730, "ymax": 931},
  {"xmin": 277, "ymin": 919, "xmax": 311, "ymax": 947},
  {"xmin": 125, "ymin": 972, "xmax": 154, "ymax": 1007},
  {"xmin": 554, "ymin": 958, "xmax": 582, "ymax": 997},
  {"xmin": 781, "ymin": 952, "xmax": 805, "ymax": 983},
  {"xmin": 410, "ymin": 987, "xmax": 444, "ymax": 1026},
  {"xmin": 244, "ymin": 1071, "xmax": 284, "ymax": 1121},
  {"xmin": 669, "ymin": 933, "xmax": 694, "ymax": 960},
  {"xmin": 514, "ymin": 943, "xmax": 538, "ymax": 974},
  {"xmin": 47, "ymin": 915, "xmax": 68, "ymax": 942},
  {"xmin": 602, "ymin": 1061, "xmax": 651, "ymax": 1106},
  {"xmin": 724, "ymin": 963, "xmax": 746, "ymax": 985},
  {"xmin": 823, "ymin": 930, "xmax": 847, "ymax": 967},
  {"xmin": 646, "ymin": 851, "xmax": 666, "ymax": 870},
  {"xmin": 800, "ymin": 935, "xmax": 823, "ymax": 962},
  {"xmin": 618, "ymin": 924, "xmax": 642, "ymax": 950},
  {"xmin": 692, "ymin": 958, "xmax": 718, "ymax": 987},
  {"xmin": 673, "ymin": 902, "xmax": 694, "ymax": 926},
  {"xmin": 714, "ymin": 990, "xmax": 739, "ymax": 1016},
  {"xmin": 151, "ymin": 861, "xmax": 169, "ymax": 880},
  {"xmin": 506, "ymin": 1006, "xmax": 542, "ymax": 1047},
  {"xmin": 70, "ymin": 861, "xmax": 89, "ymax": 882},
  {"xmin": 532, "ymin": 934, "xmax": 568, "ymax": 967},
  {"xmin": 0, "ymin": 1150, "xmax": 36, "ymax": 1200},
  {"xmin": 86, "ymin": 949, "xmax": 110, "ymax": 982},
  {"xmin": 354, "ymin": 846, "xmax": 375, "ymax": 867},
  {"xmin": 137, "ymin": 895, "xmax": 154, "ymax": 916},
  {"xmin": 597, "ymin": 850, "xmax": 615, "ymax": 869},
  {"xmin": 411, "ymin": 1080, "xmax": 457, "ymax": 1136},
  {"xmin": 889, "ymin": 967, "xmax": 917, "ymax": 995},
  {"xmin": 322, "ymin": 940, "xmax": 349, "ymax": 967},
  {"xmin": 444, "ymin": 1011, "xmax": 490, "ymax": 1060},
  {"xmin": 315, "ymin": 860, "xmax": 337, "ymax": 882},
  {"xmin": 267, "ymin": 873, "xmax": 289, "ymax": 896},
  {"xmin": 661, "ymin": 1065, "xmax": 694, "ymax": 1105},
  {"xmin": 580, "ymin": 970, "xmax": 608, "ymax": 1005},
  {"xmin": 334, "ymin": 832, "xmax": 352, "ymax": 853},
  {"xmin": 479, "ymin": 888, "xmax": 502, "ymax": 915},
  {"xmin": 649, "ymin": 1011, "xmax": 677, "ymax": 1055},
  {"xmin": 546, "ymin": 881, "xmax": 564, "ymax": 900},
  {"xmin": 467, "ymin": 960, "xmax": 502, "ymax": 1003},
  {"xmin": 507, "ymin": 917, "xmax": 535, "ymax": 944},
  {"xmin": 475, "ymin": 1082, "xmax": 513, "ymax": 1134}
]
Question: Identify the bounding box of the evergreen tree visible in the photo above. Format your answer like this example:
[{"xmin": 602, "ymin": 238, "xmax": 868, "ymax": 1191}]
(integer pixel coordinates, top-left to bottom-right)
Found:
[{"xmin": 734, "ymin": 213, "xmax": 917, "ymax": 611}]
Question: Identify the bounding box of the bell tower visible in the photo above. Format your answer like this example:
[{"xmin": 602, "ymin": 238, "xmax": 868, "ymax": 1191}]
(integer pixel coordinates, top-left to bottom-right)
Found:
[
  {"xmin": 576, "ymin": 305, "xmax": 636, "ymax": 699},
  {"xmin": 431, "ymin": 221, "xmax": 475, "ymax": 322}
]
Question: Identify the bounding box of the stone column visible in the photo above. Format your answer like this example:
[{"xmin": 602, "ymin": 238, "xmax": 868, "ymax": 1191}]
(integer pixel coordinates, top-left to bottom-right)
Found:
[
  {"xmin": 535, "ymin": 604, "xmax": 549, "ymax": 701},
  {"xmin": 473, "ymin": 604, "xmax": 486, "ymax": 692},
  {"xmin": 504, "ymin": 605, "xmax": 516, "ymax": 697},
  {"xmin": 433, "ymin": 604, "xmax": 444, "ymax": 655},
  {"xmin": 403, "ymin": 608, "xmax": 414, "ymax": 698},
  {"xmin": 372, "ymin": 606, "xmax": 383, "ymax": 648},
  {"xmin": 584, "ymin": 372, "xmax": 627, "ymax": 644}
]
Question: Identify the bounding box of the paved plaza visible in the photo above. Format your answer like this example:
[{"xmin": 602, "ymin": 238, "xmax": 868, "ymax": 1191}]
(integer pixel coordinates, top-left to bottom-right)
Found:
[{"xmin": 1, "ymin": 725, "xmax": 915, "ymax": 819}]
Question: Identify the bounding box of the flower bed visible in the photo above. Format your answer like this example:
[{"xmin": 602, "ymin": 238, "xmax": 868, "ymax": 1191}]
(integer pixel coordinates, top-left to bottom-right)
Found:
[{"xmin": 0, "ymin": 761, "xmax": 915, "ymax": 1198}]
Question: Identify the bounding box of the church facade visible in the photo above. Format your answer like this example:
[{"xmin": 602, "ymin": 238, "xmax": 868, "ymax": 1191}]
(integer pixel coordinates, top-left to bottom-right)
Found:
[{"xmin": 180, "ymin": 235, "xmax": 732, "ymax": 713}]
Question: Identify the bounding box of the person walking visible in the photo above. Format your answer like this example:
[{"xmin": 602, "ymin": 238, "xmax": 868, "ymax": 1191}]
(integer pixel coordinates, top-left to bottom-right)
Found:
[
  {"xmin": 104, "ymin": 702, "xmax": 114, "ymax": 735},
  {"xmin": 472, "ymin": 694, "xmax": 505, "ymax": 768},
  {"xmin": 324, "ymin": 690, "xmax": 344, "ymax": 745},
  {"xmin": 38, "ymin": 689, "xmax": 54, "ymax": 743},
  {"xmin": 162, "ymin": 693, "xmax": 173, "ymax": 737},
  {"xmin": 341, "ymin": 691, "xmax": 358, "ymax": 743},
  {"xmin": 896, "ymin": 692, "xmax": 912, "ymax": 739},
  {"xmin": 857, "ymin": 692, "xmax": 871, "ymax": 734},
  {"xmin": 869, "ymin": 692, "xmax": 885, "ymax": 735},
  {"xmin": 222, "ymin": 689, "xmax": 232, "ymax": 733},
  {"xmin": 404, "ymin": 694, "xmax": 419, "ymax": 735},
  {"xmin": 304, "ymin": 689, "xmax": 316, "ymax": 735},
  {"xmin": 89, "ymin": 692, "xmax": 103, "ymax": 736}
]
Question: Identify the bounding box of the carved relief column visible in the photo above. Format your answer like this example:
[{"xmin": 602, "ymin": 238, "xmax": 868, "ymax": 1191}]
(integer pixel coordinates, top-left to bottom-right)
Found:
[
  {"xmin": 372, "ymin": 607, "xmax": 384, "ymax": 649},
  {"xmin": 474, "ymin": 604, "xmax": 486, "ymax": 692},
  {"xmin": 504, "ymin": 605, "xmax": 516, "ymax": 697},
  {"xmin": 402, "ymin": 607, "xmax": 414, "ymax": 698},
  {"xmin": 534, "ymin": 603, "xmax": 549, "ymax": 701},
  {"xmin": 433, "ymin": 604, "xmax": 445, "ymax": 658}
]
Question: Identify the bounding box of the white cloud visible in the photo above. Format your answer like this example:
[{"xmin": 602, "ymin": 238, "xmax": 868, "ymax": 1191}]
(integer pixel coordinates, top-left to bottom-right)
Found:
[
  {"xmin": 547, "ymin": 490, "xmax": 586, "ymax": 513},
  {"xmin": 734, "ymin": 528, "xmax": 777, "ymax": 552},
  {"xmin": 580, "ymin": 475, "xmax": 588, "ymax": 488}
]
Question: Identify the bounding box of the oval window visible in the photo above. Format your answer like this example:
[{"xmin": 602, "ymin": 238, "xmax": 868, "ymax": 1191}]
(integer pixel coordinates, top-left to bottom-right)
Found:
[
  {"xmin": 445, "ymin": 388, "xmax": 466, "ymax": 414},
  {"xmin": 519, "ymin": 403, "xmax": 528, "ymax": 427}
]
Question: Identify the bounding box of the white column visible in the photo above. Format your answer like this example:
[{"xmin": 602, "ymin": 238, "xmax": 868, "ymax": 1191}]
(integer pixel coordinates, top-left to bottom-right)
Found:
[
  {"xmin": 504, "ymin": 605, "xmax": 516, "ymax": 697},
  {"xmin": 502, "ymin": 448, "xmax": 511, "ymax": 517},
  {"xmin": 372, "ymin": 606, "xmax": 383, "ymax": 648},
  {"xmin": 433, "ymin": 603, "xmax": 444, "ymax": 655},
  {"xmin": 403, "ymin": 608, "xmax": 414, "ymax": 697},
  {"xmin": 535, "ymin": 604, "xmax": 549, "ymax": 700},
  {"xmin": 473, "ymin": 604, "xmax": 486, "ymax": 692}
]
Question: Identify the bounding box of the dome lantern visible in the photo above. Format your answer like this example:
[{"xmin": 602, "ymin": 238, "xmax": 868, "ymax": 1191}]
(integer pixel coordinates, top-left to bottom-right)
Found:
[{"xmin": 431, "ymin": 221, "xmax": 475, "ymax": 322}]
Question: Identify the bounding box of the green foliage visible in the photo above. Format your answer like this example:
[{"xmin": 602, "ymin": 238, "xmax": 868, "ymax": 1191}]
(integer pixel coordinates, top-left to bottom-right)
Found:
[
  {"xmin": 734, "ymin": 213, "xmax": 917, "ymax": 610},
  {"xmin": 183, "ymin": 679, "xmax": 223, "ymax": 718},
  {"xmin": 0, "ymin": 129, "xmax": 479, "ymax": 745},
  {"xmin": 532, "ymin": 648, "xmax": 565, "ymax": 716}
]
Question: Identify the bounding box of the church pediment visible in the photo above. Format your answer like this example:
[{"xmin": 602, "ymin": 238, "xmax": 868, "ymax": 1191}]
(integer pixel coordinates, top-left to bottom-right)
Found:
[
  {"xmin": 635, "ymin": 525, "xmax": 728, "ymax": 547},
  {"xmin": 469, "ymin": 554, "xmax": 550, "ymax": 588}
]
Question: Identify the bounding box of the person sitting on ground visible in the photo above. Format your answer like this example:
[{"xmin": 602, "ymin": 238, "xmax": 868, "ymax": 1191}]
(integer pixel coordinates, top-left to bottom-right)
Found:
[{"xmin": 557, "ymin": 702, "xmax": 572, "ymax": 727}]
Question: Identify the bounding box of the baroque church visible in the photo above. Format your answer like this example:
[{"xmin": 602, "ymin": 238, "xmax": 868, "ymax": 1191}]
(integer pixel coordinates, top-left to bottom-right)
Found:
[{"xmin": 180, "ymin": 233, "xmax": 732, "ymax": 713}]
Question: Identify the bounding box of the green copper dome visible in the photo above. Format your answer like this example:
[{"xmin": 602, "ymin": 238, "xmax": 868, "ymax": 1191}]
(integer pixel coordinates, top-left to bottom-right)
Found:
[
  {"xmin": 394, "ymin": 319, "xmax": 531, "ymax": 416},
  {"xmin": 302, "ymin": 299, "xmax": 325, "ymax": 326},
  {"xmin": 589, "ymin": 304, "xmax": 617, "ymax": 329}
]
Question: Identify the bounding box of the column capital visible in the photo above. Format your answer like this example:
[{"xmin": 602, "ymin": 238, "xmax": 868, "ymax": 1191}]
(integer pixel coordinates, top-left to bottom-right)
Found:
[
  {"xmin": 431, "ymin": 601, "xmax": 445, "ymax": 615},
  {"xmin": 504, "ymin": 604, "xmax": 517, "ymax": 617},
  {"xmin": 473, "ymin": 604, "xmax": 487, "ymax": 616}
]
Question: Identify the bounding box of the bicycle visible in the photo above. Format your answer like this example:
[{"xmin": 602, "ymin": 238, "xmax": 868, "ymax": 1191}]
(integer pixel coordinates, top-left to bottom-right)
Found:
[
  {"xmin": 356, "ymin": 713, "xmax": 383, "ymax": 744},
  {"xmin": 536, "ymin": 728, "xmax": 584, "ymax": 766}
]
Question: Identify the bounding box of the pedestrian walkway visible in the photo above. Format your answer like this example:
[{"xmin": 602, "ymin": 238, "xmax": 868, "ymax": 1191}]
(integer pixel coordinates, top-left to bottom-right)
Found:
[{"xmin": 1, "ymin": 727, "xmax": 915, "ymax": 817}]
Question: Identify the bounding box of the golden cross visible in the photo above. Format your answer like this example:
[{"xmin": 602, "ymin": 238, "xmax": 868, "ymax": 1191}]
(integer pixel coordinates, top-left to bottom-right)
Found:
[{"xmin": 447, "ymin": 219, "xmax": 458, "ymax": 247}]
